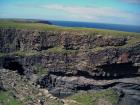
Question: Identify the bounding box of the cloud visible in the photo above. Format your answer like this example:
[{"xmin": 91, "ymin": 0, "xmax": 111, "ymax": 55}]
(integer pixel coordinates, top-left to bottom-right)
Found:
[
  {"xmin": 41, "ymin": 4, "xmax": 140, "ymax": 25},
  {"xmin": 41, "ymin": 4, "xmax": 129, "ymax": 18},
  {"xmin": 3, "ymin": 4, "xmax": 139, "ymax": 24}
]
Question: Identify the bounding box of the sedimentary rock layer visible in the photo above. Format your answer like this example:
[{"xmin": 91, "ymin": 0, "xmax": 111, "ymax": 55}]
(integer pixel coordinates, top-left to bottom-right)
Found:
[{"xmin": 0, "ymin": 28, "xmax": 140, "ymax": 105}]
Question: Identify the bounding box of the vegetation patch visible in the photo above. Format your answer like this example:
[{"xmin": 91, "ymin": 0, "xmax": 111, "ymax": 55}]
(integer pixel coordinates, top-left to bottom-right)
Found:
[
  {"xmin": 0, "ymin": 20, "xmax": 140, "ymax": 37},
  {"xmin": 0, "ymin": 52, "xmax": 7, "ymax": 57},
  {"xmin": 0, "ymin": 46, "xmax": 78, "ymax": 57},
  {"xmin": 46, "ymin": 46, "xmax": 77, "ymax": 54},
  {"xmin": 34, "ymin": 65, "xmax": 48, "ymax": 77},
  {"xmin": 0, "ymin": 91, "xmax": 24, "ymax": 105},
  {"xmin": 66, "ymin": 89, "xmax": 119, "ymax": 105}
]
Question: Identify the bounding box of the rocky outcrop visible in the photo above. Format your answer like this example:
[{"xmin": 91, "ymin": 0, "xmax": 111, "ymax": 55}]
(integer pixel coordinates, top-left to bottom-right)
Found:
[
  {"xmin": 114, "ymin": 83, "xmax": 140, "ymax": 105},
  {"xmin": 0, "ymin": 29, "xmax": 128, "ymax": 53},
  {"xmin": 0, "ymin": 69, "xmax": 64, "ymax": 105},
  {"xmin": 0, "ymin": 28, "xmax": 140, "ymax": 105}
]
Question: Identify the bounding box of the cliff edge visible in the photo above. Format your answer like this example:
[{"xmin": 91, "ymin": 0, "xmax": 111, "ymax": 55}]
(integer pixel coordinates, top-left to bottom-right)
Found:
[{"xmin": 0, "ymin": 22, "xmax": 140, "ymax": 105}]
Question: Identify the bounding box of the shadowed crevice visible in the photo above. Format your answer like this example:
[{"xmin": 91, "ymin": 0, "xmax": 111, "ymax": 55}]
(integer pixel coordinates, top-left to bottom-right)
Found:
[{"xmin": 3, "ymin": 57, "xmax": 25, "ymax": 75}]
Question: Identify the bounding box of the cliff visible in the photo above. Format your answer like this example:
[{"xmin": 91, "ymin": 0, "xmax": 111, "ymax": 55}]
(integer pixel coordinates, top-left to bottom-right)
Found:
[{"xmin": 0, "ymin": 27, "xmax": 140, "ymax": 105}]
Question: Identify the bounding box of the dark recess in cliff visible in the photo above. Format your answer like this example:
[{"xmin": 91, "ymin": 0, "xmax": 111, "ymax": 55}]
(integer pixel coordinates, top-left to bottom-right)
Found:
[
  {"xmin": 97, "ymin": 62, "xmax": 139, "ymax": 78},
  {"xmin": 48, "ymin": 62, "xmax": 139, "ymax": 80},
  {"xmin": 3, "ymin": 57, "xmax": 25, "ymax": 75}
]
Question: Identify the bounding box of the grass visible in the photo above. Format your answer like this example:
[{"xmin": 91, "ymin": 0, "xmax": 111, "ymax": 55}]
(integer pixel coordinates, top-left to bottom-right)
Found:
[
  {"xmin": 0, "ymin": 21, "xmax": 62, "ymax": 31},
  {"xmin": 0, "ymin": 46, "xmax": 78, "ymax": 57},
  {"xmin": 46, "ymin": 46, "xmax": 77, "ymax": 54},
  {"xmin": 66, "ymin": 89, "xmax": 119, "ymax": 105},
  {"xmin": 0, "ymin": 52, "xmax": 7, "ymax": 57},
  {"xmin": 0, "ymin": 91, "xmax": 24, "ymax": 105},
  {"xmin": 13, "ymin": 50, "xmax": 39, "ymax": 56},
  {"xmin": 0, "ymin": 20, "xmax": 140, "ymax": 37},
  {"xmin": 0, "ymin": 51, "xmax": 38, "ymax": 57},
  {"xmin": 34, "ymin": 65, "xmax": 48, "ymax": 76}
]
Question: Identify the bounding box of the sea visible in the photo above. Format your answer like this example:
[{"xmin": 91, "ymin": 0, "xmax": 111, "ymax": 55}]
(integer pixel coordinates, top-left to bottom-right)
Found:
[{"xmin": 49, "ymin": 20, "xmax": 140, "ymax": 33}]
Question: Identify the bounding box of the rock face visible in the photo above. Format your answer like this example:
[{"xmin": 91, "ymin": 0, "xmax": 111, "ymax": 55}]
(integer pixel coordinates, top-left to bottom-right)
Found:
[
  {"xmin": 0, "ymin": 28, "xmax": 140, "ymax": 105},
  {"xmin": 114, "ymin": 83, "xmax": 140, "ymax": 105},
  {"xmin": 0, "ymin": 69, "xmax": 64, "ymax": 105},
  {"xmin": 0, "ymin": 29, "xmax": 127, "ymax": 53}
]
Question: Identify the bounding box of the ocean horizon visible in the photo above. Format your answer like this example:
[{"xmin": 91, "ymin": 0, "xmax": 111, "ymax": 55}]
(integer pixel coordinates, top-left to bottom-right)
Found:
[{"xmin": 49, "ymin": 20, "xmax": 140, "ymax": 33}]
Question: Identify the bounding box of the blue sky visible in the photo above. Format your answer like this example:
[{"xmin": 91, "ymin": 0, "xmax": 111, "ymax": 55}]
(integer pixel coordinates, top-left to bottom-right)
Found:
[{"xmin": 0, "ymin": 0, "xmax": 140, "ymax": 25}]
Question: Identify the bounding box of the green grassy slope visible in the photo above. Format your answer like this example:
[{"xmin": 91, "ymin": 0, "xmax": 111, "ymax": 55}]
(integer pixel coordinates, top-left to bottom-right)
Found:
[
  {"xmin": 66, "ymin": 89, "xmax": 119, "ymax": 105},
  {"xmin": 0, "ymin": 19, "xmax": 140, "ymax": 36},
  {"xmin": 0, "ymin": 91, "xmax": 24, "ymax": 105}
]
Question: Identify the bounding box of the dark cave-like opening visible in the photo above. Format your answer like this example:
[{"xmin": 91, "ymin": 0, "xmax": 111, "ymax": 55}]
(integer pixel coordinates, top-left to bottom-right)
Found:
[
  {"xmin": 77, "ymin": 70, "xmax": 93, "ymax": 78},
  {"xmin": 99, "ymin": 62, "xmax": 139, "ymax": 78},
  {"xmin": 3, "ymin": 57, "xmax": 25, "ymax": 75},
  {"xmin": 46, "ymin": 62, "xmax": 139, "ymax": 82},
  {"xmin": 39, "ymin": 46, "xmax": 54, "ymax": 51},
  {"xmin": 75, "ymin": 85, "xmax": 102, "ymax": 91}
]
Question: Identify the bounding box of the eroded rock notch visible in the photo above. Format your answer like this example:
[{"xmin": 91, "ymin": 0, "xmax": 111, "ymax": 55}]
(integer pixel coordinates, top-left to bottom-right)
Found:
[{"xmin": 3, "ymin": 57, "xmax": 25, "ymax": 75}]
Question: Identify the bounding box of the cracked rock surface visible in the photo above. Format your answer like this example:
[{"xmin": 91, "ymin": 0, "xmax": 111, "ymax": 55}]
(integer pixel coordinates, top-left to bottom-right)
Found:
[{"xmin": 0, "ymin": 28, "xmax": 140, "ymax": 105}]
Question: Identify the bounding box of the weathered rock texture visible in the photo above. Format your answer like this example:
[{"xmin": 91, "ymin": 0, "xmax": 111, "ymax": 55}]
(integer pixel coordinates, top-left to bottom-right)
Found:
[
  {"xmin": 0, "ymin": 29, "xmax": 128, "ymax": 53},
  {"xmin": 0, "ymin": 28, "xmax": 140, "ymax": 105},
  {"xmin": 0, "ymin": 69, "xmax": 63, "ymax": 105}
]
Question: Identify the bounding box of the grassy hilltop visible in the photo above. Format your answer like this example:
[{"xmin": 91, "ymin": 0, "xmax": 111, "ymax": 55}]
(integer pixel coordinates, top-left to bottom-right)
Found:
[{"xmin": 0, "ymin": 19, "xmax": 140, "ymax": 36}]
